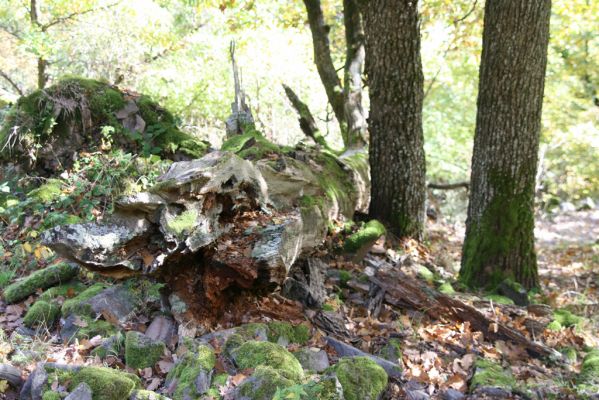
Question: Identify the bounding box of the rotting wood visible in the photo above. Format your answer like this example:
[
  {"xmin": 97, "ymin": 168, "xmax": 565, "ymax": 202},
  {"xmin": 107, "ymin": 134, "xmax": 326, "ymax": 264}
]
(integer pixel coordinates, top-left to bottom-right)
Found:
[{"xmin": 369, "ymin": 267, "xmax": 560, "ymax": 359}]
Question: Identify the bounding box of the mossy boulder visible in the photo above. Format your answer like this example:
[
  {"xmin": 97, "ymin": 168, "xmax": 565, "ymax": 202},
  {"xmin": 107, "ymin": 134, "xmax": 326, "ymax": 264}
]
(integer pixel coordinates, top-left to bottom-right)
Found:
[
  {"xmin": 61, "ymin": 283, "xmax": 107, "ymax": 317},
  {"xmin": 470, "ymin": 359, "xmax": 516, "ymax": 392},
  {"xmin": 23, "ymin": 300, "xmax": 60, "ymax": 328},
  {"xmin": 344, "ymin": 220, "xmax": 385, "ymax": 253},
  {"xmin": 266, "ymin": 321, "xmax": 310, "ymax": 345},
  {"xmin": 332, "ymin": 356, "xmax": 388, "ymax": 400},
  {"xmin": 60, "ymin": 314, "xmax": 117, "ymax": 343},
  {"xmin": 69, "ymin": 366, "xmax": 141, "ymax": 400},
  {"xmin": 3, "ymin": 262, "xmax": 79, "ymax": 303},
  {"xmin": 231, "ymin": 340, "xmax": 304, "ymax": 382},
  {"xmin": 0, "ymin": 77, "xmax": 208, "ymax": 175},
  {"xmin": 125, "ymin": 331, "xmax": 165, "ymax": 369},
  {"xmin": 235, "ymin": 365, "xmax": 294, "ymax": 400},
  {"xmin": 28, "ymin": 179, "xmax": 63, "ymax": 202},
  {"xmin": 166, "ymin": 342, "xmax": 215, "ymax": 399},
  {"xmin": 38, "ymin": 281, "xmax": 86, "ymax": 301}
]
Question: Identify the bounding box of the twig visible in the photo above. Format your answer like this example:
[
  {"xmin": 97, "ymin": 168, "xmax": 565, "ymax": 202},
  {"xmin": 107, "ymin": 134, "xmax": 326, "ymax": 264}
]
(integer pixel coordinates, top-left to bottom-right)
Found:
[{"xmin": 0, "ymin": 70, "xmax": 24, "ymax": 96}]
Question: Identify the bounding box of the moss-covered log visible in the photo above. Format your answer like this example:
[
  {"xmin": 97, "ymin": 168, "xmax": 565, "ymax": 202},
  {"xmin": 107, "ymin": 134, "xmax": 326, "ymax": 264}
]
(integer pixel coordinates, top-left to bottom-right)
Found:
[
  {"xmin": 42, "ymin": 132, "xmax": 369, "ymax": 320},
  {"xmin": 0, "ymin": 77, "xmax": 209, "ymax": 175}
]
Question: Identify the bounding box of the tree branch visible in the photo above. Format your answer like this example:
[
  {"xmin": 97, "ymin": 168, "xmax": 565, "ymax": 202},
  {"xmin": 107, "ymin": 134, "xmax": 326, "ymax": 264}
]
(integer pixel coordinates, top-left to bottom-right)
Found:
[
  {"xmin": 282, "ymin": 83, "xmax": 329, "ymax": 148},
  {"xmin": 40, "ymin": 1, "xmax": 121, "ymax": 31},
  {"xmin": 428, "ymin": 181, "xmax": 470, "ymax": 190},
  {"xmin": 302, "ymin": 0, "xmax": 346, "ymax": 132},
  {"xmin": 0, "ymin": 70, "xmax": 24, "ymax": 96}
]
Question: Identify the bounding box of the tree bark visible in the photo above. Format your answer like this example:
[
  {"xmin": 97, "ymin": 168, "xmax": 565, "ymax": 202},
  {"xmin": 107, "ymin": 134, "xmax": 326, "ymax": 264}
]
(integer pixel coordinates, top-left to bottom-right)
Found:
[
  {"xmin": 30, "ymin": 0, "xmax": 48, "ymax": 89},
  {"xmin": 460, "ymin": 0, "xmax": 551, "ymax": 289},
  {"xmin": 282, "ymin": 84, "xmax": 328, "ymax": 148},
  {"xmin": 342, "ymin": 0, "xmax": 367, "ymax": 148},
  {"xmin": 363, "ymin": 0, "xmax": 426, "ymax": 239},
  {"xmin": 302, "ymin": 0, "xmax": 346, "ymax": 134}
]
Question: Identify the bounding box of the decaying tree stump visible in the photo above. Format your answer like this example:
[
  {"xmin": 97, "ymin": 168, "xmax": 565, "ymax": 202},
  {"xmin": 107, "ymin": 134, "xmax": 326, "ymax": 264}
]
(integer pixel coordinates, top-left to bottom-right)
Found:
[{"xmin": 42, "ymin": 143, "xmax": 369, "ymax": 318}]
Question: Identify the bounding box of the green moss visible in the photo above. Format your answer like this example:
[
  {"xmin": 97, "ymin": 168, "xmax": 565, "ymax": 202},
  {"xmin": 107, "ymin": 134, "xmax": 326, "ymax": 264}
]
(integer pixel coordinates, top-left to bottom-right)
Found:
[
  {"xmin": 153, "ymin": 126, "xmax": 208, "ymax": 159},
  {"xmin": 338, "ymin": 270, "xmax": 352, "ymax": 287},
  {"xmin": 553, "ymin": 309, "xmax": 583, "ymax": 328},
  {"xmin": 221, "ymin": 130, "xmax": 284, "ymax": 160},
  {"xmin": 238, "ymin": 365, "xmax": 294, "ymax": 400},
  {"xmin": 470, "ymin": 359, "xmax": 516, "ymax": 390},
  {"xmin": 560, "ymin": 347, "xmax": 578, "ymax": 363},
  {"xmin": 23, "ymin": 300, "xmax": 60, "ymax": 328},
  {"xmin": 333, "ymin": 357, "xmax": 388, "ymax": 400},
  {"xmin": 459, "ymin": 171, "xmax": 538, "ymax": 290},
  {"xmin": 344, "ymin": 220, "xmax": 385, "ymax": 253},
  {"xmin": 91, "ymin": 332, "xmax": 125, "ymax": 359},
  {"xmin": 3, "ymin": 262, "xmax": 79, "ymax": 303},
  {"xmin": 28, "ymin": 179, "xmax": 63, "ymax": 202},
  {"xmin": 165, "ymin": 209, "xmax": 198, "ymax": 236},
  {"xmin": 130, "ymin": 390, "xmax": 169, "ymax": 400},
  {"xmin": 483, "ymin": 294, "xmax": 516, "ymax": 305},
  {"xmin": 417, "ymin": 266, "xmax": 435, "ymax": 284},
  {"xmin": 580, "ymin": 348, "xmax": 599, "ymax": 383},
  {"xmin": 267, "ymin": 322, "xmax": 310, "ymax": 345},
  {"xmin": 438, "ymin": 282, "xmax": 455, "ymax": 295},
  {"xmin": 61, "ymin": 283, "xmax": 107, "ymax": 316},
  {"xmin": 41, "ymin": 392, "xmax": 61, "ymax": 400},
  {"xmin": 69, "ymin": 366, "xmax": 141, "ymax": 400},
  {"xmin": 378, "ymin": 338, "xmax": 402, "ymax": 363},
  {"xmin": 70, "ymin": 315, "xmax": 117, "ymax": 340},
  {"xmin": 546, "ymin": 320, "xmax": 562, "ymax": 331},
  {"xmin": 232, "ymin": 340, "xmax": 304, "ymax": 382},
  {"xmin": 39, "ymin": 281, "xmax": 86, "ymax": 301},
  {"xmin": 125, "ymin": 331, "xmax": 165, "ymax": 369},
  {"xmin": 236, "ymin": 323, "xmax": 269, "ymax": 340},
  {"xmin": 166, "ymin": 343, "xmax": 215, "ymax": 399}
]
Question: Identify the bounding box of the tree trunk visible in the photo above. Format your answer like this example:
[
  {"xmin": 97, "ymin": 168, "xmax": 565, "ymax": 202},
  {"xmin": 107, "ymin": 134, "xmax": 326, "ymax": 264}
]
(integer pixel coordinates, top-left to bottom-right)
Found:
[
  {"xmin": 30, "ymin": 0, "xmax": 48, "ymax": 89},
  {"xmin": 363, "ymin": 0, "xmax": 426, "ymax": 239},
  {"xmin": 460, "ymin": 0, "xmax": 551, "ymax": 290},
  {"xmin": 342, "ymin": 0, "xmax": 367, "ymax": 148}
]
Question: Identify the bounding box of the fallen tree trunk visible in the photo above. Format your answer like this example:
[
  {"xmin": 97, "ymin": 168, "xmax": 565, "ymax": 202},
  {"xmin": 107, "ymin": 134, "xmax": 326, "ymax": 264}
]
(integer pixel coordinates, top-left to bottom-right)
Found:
[
  {"xmin": 42, "ymin": 138, "xmax": 369, "ymax": 319},
  {"xmin": 368, "ymin": 265, "xmax": 560, "ymax": 359}
]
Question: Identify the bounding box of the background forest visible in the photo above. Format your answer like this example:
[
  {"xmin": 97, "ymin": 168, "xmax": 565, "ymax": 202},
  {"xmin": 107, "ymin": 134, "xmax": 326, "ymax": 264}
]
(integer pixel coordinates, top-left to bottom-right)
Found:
[{"xmin": 1, "ymin": 0, "xmax": 597, "ymax": 208}]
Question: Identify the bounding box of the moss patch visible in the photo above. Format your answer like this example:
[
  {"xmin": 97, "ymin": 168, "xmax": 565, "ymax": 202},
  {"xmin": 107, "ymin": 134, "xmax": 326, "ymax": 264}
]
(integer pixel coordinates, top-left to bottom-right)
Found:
[
  {"xmin": 91, "ymin": 332, "xmax": 125, "ymax": 359},
  {"xmin": 238, "ymin": 365, "xmax": 294, "ymax": 400},
  {"xmin": 470, "ymin": 359, "xmax": 516, "ymax": 391},
  {"xmin": 221, "ymin": 130, "xmax": 285, "ymax": 160},
  {"xmin": 165, "ymin": 209, "xmax": 198, "ymax": 236},
  {"xmin": 232, "ymin": 340, "xmax": 304, "ymax": 382},
  {"xmin": 333, "ymin": 356, "xmax": 388, "ymax": 400},
  {"xmin": 417, "ymin": 266, "xmax": 435, "ymax": 284},
  {"xmin": 3, "ymin": 262, "xmax": 79, "ymax": 303},
  {"xmin": 438, "ymin": 282, "xmax": 455, "ymax": 295},
  {"xmin": 553, "ymin": 309, "xmax": 583, "ymax": 328},
  {"xmin": 61, "ymin": 283, "xmax": 107, "ymax": 316},
  {"xmin": 166, "ymin": 343, "xmax": 215, "ymax": 399},
  {"xmin": 344, "ymin": 220, "xmax": 386, "ymax": 253},
  {"xmin": 125, "ymin": 331, "xmax": 165, "ymax": 369},
  {"xmin": 267, "ymin": 322, "xmax": 310, "ymax": 345},
  {"xmin": 39, "ymin": 281, "xmax": 86, "ymax": 301},
  {"xmin": 580, "ymin": 348, "xmax": 599, "ymax": 383},
  {"xmin": 28, "ymin": 179, "xmax": 63, "ymax": 202},
  {"xmin": 484, "ymin": 294, "xmax": 516, "ymax": 305},
  {"xmin": 69, "ymin": 366, "xmax": 141, "ymax": 400},
  {"xmin": 23, "ymin": 300, "xmax": 60, "ymax": 328}
]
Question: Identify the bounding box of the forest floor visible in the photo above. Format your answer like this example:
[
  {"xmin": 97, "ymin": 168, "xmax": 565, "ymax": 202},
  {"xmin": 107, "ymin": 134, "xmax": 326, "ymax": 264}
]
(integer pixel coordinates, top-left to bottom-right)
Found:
[{"xmin": 0, "ymin": 207, "xmax": 597, "ymax": 399}]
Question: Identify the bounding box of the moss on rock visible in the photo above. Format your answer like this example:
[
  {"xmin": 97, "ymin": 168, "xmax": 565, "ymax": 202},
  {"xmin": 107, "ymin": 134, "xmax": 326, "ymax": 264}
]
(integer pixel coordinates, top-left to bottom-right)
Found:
[
  {"xmin": 125, "ymin": 331, "xmax": 165, "ymax": 369},
  {"xmin": 28, "ymin": 179, "xmax": 63, "ymax": 202},
  {"xmin": 344, "ymin": 220, "xmax": 386, "ymax": 253},
  {"xmin": 39, "ymin": 281, "xmax": 86, "ymax": 301},
  {"xmin": 91, "ymin": 332, "xmax": 125, "ymax": 359},
  {"xmin": 129, "ymin": 390, "xmax": 170, "ymax": 400},
  {"xmin": 166, "ymin": 343, "xmax": 215, "ymax": 399},
  {"xmin": 438, "ymin": 282, "xmax": 455, "ymax": 295},
  {"xmin": 332, "ymin": 357, "xmax": 387, "ymax": 400},
  {"xmin": 484, "ymin": 294, "xmax": 515, "ymax": 305},
  {"xmin": 221, "ymin": 130, "xmax": 285, "ymax": 160},
  {"xmin": 237, "ymin": 365, "xmax": 294, "ymax": 400},
  {"xmin": 267, "ymin": 322, "xmax": 310, "ymax": 345},
  {"xmin": 553, "ymin": 309, "xmax": 583, "ymax": 328},
  {"xmin": 61, "ymin": 283, "xmax": 107, "ymax": 317},
  {"xmin": 470, "ymin": 359, "xmax": 516, "ymax": 391},
  {"xmin": 23, "ymin": 300, "xmax": 60, "ymax": 328},
  {"xmin": 3, "ymin": 262, "xmax": 79, "ymax": 303},
  {"xmin": 580, "ymin": 348, "xmax": 599, "ymax": 384},
  {"xmin": 69, "ymin": 366, "xmax": 141, "ymax": 400},
  {"xmin": 232, "ymin": 340, "xmax": 304, "ymax": 382},
  {"xmin": 41, "ymin": 392, "xmax": 61, "ymax": 400}
]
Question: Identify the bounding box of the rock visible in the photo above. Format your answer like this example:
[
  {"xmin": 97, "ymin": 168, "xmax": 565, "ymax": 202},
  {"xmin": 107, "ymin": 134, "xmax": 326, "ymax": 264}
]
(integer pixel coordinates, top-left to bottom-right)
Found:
[
  {"xmin": 3, "ymin": 262, "xmax": 79, "ymax": 303},
  {"xmin": 440, "ymin": 388, "xmax": 465, "ymax": 400},
  {"xmin": 145, "ymin": 316, "xmax": 176, "ymax": 346},
  {"xmin": 577, "ymin": 197, "xmax": 596, "ymax": 211},
  {"xmin": 125, "ymin": 331, "xmax": 166, "ymax": 369},
  {"xmin": 497, "ymin": 279, "xmax": 529, "ymax": 306},
  {"xmin": 230, "ymin": 340, "xmax": 304, "ymax": 382},
  {"xmin": 470, "ymin": 359, "xmax": 515, "ymax": 394},
  {"xmin": 166, "ymin": 342, "xmax": 215, "ymax": 399},
  {"xmin": 69, "ymin": 366, "xmax": 141, "ymax": 400},
  {"xmin": 282, "ymin": 258, "xmax": 327, "ymax": 308},
  {"xmin": 23, "ymin": 300, "xmax": 60, "ymax": 329},
  {"xmin": 91, "ymin": 333, "xmax": 125, "ymax": 359},
  {"xmin": 332, "ymin": 357, "xmax": 388, "ymax": 400},
  {"xmin": 61, "ymin": 284, "xmax": 107, "ymax": 317},
  {"xmin": 266, "ymin": 322, "xmax": 310, "ymax": 346},
  {"xmin": 129, "ymin": 390, "xmax": 170, "ymax": 400},
  {"xmin": 403, "ymin": 380, "xmax": 430, "ymax": 400},
  {"xmin": 344, "ymin": 220, "xmax": 386, "ymax": 260},
  {"xmin": 20, "ymin": 364, "xmax": 48, "ymax": 400},
  {"xmin": 560, "ymin": 201, "xmax": 576, "ymax": 212},
  {"xmin": 293, "ymin": 348, "xmax": 330, "ymax": 372},
  {"xmin": 527, "ymin": 303, "xmax": 552, "ymax": 317},
  {"xmin": 377, "ymin": 338, "xmax": 403, "ymax": 364},
  {"xmin": 60, "ymin": 314, "xmax": 116, "ymax": 344},
  {"xmin": 232, "ymin": 366, "xmax": 294, "ymax": 400},
  {"xmin": 86, "ymin": 285, "xmax": 137, "ymax": 324},
  {"xmin": 325, "ymin": 336, "xmax": 402, "ymax": 379},
  {"xmin": 42, "ymin": 216, "xmax": 155, "ymax": 274},
  {"xmin": 65, "ymin": 382, "xmax": 93, "ymax": 400}
]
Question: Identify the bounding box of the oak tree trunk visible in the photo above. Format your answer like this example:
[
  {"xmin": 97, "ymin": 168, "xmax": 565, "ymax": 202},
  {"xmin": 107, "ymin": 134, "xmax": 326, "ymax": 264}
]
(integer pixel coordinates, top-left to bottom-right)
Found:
[
  {"xmin": 363, "ymin": 0, "xmax": 426, "ymax": 239},
  {"xmin": 460, "ymin": 0, "xmax": 552, "ymax": 289}
]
